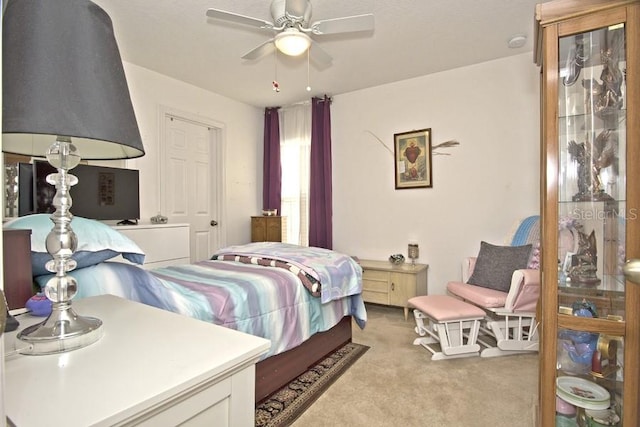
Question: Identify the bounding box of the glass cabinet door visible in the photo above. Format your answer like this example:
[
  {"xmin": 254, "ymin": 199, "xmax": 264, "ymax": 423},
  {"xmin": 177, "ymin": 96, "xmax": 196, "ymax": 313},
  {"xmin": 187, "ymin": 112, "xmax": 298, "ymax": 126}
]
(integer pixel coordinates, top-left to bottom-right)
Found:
[{"xmin": 555, "ymin": 23, "xmax": 627, "ymax": 426}]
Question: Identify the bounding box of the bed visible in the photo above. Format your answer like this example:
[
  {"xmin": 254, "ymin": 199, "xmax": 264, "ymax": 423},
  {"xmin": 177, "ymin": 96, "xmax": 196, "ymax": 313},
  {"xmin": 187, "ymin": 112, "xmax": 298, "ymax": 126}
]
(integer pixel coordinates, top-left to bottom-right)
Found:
[{"xmin": 5, "ymin": 215, "xmax": 367, "ymax": 402}]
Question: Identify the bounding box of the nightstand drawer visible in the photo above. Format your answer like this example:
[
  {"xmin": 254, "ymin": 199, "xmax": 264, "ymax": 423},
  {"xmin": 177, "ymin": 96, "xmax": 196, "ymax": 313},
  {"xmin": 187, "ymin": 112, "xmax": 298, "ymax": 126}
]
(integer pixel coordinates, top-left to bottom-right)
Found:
[
  {"xmin": 362, "ymin": 269, "xmax": 390, "ymax": 305},
  {"xmin": 361, "ymin": 290, "xmax": 388, "ymax": 305},
  {"xmin": 362, "ymin": 278, "xmax": 388, "ymax": 292},
  {"xmin": 362, "ymin": 269, "xmax": 388, "ymax": 282}
]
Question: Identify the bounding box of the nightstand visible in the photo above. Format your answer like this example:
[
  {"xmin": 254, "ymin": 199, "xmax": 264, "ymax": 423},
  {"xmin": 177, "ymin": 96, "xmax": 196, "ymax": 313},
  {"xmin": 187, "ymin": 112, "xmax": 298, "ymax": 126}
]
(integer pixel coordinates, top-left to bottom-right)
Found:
[
  {"xmin": 359, "ymin": 259, "xmax": 428, "ymax": 320},
  {"xmin": 3, "ymin": 295, "xmax": 270, "ymax": 426},
  {"xmin": 251, "ymin": 216, "xmax": 286, "ymax": 242}
]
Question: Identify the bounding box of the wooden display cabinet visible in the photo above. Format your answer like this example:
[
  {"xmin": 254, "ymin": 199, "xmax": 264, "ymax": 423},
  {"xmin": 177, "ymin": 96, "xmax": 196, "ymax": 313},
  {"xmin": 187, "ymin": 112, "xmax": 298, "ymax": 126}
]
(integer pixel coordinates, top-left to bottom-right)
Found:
[{"xmin": 535, "ymin": 1, "xmax": 639, "ymax": 425}]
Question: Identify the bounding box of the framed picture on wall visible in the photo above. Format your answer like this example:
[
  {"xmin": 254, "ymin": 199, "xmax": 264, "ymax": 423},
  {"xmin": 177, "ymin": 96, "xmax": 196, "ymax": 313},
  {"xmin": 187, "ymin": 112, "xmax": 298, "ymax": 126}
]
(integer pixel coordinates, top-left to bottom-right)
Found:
[{"xmin": 393, "ymin": 128, "xmax": 432, "ymax": 189}]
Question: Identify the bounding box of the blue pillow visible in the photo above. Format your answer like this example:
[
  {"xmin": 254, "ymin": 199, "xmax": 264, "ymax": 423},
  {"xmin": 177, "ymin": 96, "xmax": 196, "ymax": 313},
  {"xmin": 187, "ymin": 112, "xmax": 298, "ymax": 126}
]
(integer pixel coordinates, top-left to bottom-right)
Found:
[{"xmin": 4, "ymin": 214, "xmax": 145, "ymax": 276}]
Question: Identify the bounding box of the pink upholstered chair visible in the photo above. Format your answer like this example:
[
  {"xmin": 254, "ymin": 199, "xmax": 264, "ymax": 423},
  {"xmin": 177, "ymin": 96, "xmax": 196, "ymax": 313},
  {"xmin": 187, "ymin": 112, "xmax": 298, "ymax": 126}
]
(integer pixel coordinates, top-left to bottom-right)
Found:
[{"xmin": 446, "ymin": 216, "xmax": 540, "ymax": 357}]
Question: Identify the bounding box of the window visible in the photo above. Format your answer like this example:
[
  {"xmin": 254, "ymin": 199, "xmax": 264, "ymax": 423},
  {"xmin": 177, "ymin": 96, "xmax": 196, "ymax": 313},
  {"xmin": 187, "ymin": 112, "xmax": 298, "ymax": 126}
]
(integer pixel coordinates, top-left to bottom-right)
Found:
[{"xmin": 279, "ymin": 104, "xmax": 311, "ymax": 246}]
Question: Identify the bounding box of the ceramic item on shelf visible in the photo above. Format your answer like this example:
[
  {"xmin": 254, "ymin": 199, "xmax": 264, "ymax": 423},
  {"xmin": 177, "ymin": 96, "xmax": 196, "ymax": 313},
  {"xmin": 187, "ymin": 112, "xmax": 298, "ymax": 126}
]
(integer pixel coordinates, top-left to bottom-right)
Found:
[
  {"xmin": 556, "ymin": 376, "xmax": 610, "ymax": 410},
  {"xmin": 388, "ymin": 254, "xmax": 405, "ymax": 265},
  {"xmin": 262, "ymin": 209, "xmax": 277, "ymax": 216},
  {"xmin": 585, "ymin": 408, "xmax": 620, "ymax": 427},
  {"xmin": 556, "ymin": 395, "xmax": 577, "ymax": 417},
  {"xmin": 556, "ymin": 414, "xmax": 578, "ymax": 427}
]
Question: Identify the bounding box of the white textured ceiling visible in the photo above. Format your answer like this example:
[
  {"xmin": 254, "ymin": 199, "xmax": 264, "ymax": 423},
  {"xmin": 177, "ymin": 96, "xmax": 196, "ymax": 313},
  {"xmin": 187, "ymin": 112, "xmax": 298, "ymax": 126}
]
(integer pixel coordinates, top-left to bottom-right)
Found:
[{"xmin": 93, "ymin": 0, "xmax": 548, "ymax": 108}]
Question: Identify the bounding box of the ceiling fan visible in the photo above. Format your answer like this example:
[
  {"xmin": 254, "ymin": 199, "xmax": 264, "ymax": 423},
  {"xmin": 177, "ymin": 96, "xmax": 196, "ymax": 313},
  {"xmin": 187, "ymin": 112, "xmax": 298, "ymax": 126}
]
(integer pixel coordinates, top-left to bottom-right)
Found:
[{"xmin": 205, "ymin": 0, "xmax": 374, "ymax": 66}]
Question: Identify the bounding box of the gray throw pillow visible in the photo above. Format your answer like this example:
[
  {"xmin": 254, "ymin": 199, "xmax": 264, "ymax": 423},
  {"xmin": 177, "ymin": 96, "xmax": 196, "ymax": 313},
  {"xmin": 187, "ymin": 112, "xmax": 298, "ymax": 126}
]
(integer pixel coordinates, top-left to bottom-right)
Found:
[{"xmin": 466, "ymin": 241, "xmax": 532, "ymax": 293}]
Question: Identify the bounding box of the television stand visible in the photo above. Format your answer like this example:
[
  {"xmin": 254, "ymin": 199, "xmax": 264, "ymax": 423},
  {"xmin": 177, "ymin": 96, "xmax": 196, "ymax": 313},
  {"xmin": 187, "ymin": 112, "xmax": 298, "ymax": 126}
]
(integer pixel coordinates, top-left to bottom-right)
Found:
[{"xmin": 117, "ymin": 219, "xmax": 138, "ymax": 226}]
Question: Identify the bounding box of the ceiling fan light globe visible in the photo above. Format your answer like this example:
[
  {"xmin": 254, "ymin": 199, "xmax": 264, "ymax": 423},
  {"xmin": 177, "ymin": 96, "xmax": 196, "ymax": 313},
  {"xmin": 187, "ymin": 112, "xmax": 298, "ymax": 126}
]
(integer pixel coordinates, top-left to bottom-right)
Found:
[{"xmin": 274, "ymin": 30, "xmax": 311, "ymax": 56}]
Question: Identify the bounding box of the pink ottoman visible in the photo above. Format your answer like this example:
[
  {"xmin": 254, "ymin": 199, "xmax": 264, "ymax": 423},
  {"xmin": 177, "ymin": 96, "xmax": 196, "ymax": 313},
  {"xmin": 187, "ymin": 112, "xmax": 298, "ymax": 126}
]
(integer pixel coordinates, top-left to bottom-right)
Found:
[{"xmin": 408, "ymin": 295, "xmax": 486, "ymax": 360}]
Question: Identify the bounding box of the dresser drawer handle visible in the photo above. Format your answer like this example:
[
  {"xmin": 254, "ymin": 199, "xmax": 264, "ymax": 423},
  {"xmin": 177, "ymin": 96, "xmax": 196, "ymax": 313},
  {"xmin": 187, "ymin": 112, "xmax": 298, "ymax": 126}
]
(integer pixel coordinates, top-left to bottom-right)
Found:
[{"xmin": 391, "ymin": 283, "xmax": 395, "ymax": 291}]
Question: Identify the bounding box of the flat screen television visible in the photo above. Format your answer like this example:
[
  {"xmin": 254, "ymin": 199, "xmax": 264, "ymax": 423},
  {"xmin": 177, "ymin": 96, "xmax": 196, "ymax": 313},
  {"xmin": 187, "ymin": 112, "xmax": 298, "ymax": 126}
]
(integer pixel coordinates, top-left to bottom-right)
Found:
[
  {"xmin": 17, "ymin": 162, "xmax": 35, "ymax": 216},
  {"xmin": 18, "ymin": 161, "xmax": 140, "ymax": 224}
]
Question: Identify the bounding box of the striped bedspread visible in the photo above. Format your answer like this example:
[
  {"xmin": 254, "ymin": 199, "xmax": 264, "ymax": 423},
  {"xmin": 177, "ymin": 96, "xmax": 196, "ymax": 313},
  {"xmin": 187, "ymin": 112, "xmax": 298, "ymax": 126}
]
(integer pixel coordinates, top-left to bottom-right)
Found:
[
  {"xmin": 35, "ymin": 245, "xmax": 367, "ymax": 359},
  {"xmin": 212, "ymin": 242, "xmax": 363, "ymax": 303}
]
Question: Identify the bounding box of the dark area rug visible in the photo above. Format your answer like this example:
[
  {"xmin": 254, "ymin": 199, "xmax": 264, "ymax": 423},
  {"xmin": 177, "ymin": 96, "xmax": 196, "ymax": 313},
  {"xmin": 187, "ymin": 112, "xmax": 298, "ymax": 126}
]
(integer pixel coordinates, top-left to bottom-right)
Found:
[{"xmin": 255, "ymin": 341, "xmax": 369, "ymax": 427}]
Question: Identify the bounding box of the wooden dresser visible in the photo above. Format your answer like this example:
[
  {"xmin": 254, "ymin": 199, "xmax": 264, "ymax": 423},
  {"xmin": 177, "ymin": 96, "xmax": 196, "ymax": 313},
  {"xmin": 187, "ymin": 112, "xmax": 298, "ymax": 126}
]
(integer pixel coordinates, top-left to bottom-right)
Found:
[
  {"xmin": 2, "ymin": 228, "xmax": 34, "ymax": 310},
  {"xmin": 359, "ymin": 259, "xmax": 428, "ymax": 320},
  {"xmin": 251, "ymin": 216, "xmax": 285, "ymax": 242}
]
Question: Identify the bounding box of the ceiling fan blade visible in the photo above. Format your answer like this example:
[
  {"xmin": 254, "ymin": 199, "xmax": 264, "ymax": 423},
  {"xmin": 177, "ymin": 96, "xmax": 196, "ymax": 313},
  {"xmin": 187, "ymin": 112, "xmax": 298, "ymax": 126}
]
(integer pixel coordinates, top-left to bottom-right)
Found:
[
  {"xmin": 309, "ymin": 41, "xmax": 332, "ymax": 66},
  {"xmin": 310, "ymin": 14, "xmax": 374, "ymax": 35},
  {"xmin": 206, "ymin": 8, "xmax": 275, "ymax": 30},
  {"xmin": 241, "ymin": 39, "xmax": 276, "ymax": 60}
]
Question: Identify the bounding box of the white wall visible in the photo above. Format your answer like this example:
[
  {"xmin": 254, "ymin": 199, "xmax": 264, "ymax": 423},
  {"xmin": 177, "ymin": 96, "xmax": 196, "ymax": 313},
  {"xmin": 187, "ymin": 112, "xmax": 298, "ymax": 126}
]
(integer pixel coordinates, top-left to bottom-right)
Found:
[
  {"xmin": 331, "ymin": 53, "xmax": 541, "ymax": 295},
  {"xmin": 120, "ymin": 62, "xmax": 263, "ymax": 244},
  {"xmin": 117, "ymin": 53, "xmax": 541, "ymax": 295}
]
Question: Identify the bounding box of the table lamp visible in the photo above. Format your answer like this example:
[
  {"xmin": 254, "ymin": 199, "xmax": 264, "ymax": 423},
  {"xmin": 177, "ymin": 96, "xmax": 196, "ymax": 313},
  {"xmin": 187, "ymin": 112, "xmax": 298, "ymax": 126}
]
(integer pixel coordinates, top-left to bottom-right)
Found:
[{"xmin": 2, "ymin": 0, "xmax": 145, "ymax": 354}]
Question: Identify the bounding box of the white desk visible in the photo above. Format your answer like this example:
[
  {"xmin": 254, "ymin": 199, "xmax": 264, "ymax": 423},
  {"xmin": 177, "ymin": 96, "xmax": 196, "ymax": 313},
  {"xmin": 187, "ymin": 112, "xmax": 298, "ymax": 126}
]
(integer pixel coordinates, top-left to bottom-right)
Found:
[{"xmin": 4, "ymin": 295, "xmax": 270, "ymax": 426}]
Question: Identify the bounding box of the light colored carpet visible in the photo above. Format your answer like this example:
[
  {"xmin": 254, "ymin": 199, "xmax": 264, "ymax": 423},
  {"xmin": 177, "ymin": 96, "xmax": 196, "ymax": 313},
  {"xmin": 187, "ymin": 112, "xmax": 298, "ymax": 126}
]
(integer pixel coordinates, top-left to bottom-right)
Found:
[{"xmin": 293, "ymin": 303, "xmax": 539, "ymax": 427}]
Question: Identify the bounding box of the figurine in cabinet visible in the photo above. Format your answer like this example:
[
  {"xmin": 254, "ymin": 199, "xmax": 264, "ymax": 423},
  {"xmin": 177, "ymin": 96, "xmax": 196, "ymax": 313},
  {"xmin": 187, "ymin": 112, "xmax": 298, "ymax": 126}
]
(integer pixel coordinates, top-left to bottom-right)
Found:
[
  {"xmin": 580, "ymin": 29, "xmax": 625, "ymax": 122},
  {"xmin": 568, "ymin": 133, "xmax": 618, "ymax": 202},
  {"xmin": 568, "ymin": 229, "xmax": 601, "ymax": 286},
  {"xmin": 593, "ymin": 130, "xmax": 618, "ymax": 173},
  {"xmin": 597, "ymin": 60, "xmax": 624, "ymax": 114},
  {"xmin": 568, "ymin": 140, "xmax": 608, "ymax": 201},
  {"xmin": 597, "ymin": 29, "xmax": 625, "ymax": 116},
  {"xmin": 563, "ymin": 34, "xmax": 588, "ymax": 86}
]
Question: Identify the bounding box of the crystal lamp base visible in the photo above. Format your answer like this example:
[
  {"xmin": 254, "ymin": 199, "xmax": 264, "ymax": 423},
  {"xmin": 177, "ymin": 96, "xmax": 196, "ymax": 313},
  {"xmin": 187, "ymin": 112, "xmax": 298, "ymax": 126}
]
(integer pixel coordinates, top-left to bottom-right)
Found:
[{"xmin": 17, "ymin": 303, "xmax": 103, "ymax": 355}]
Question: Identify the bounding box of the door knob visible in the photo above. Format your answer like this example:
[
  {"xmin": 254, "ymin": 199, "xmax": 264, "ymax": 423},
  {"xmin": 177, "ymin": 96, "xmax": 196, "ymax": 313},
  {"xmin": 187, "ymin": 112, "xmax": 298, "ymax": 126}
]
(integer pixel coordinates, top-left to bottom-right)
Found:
[
  {"xmin": 623, "ymin": 259, "xmax": 640, "ymax": 285},
  {"xmin": 210, "ymin": 220, "xmax": 218, "ymax": 227}
]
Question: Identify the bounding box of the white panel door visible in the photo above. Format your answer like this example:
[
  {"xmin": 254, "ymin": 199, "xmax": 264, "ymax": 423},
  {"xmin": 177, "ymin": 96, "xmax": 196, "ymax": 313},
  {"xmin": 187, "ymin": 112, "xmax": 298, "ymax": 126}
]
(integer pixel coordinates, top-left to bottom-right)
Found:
[{"xmin": 163, "ymin": 115, "xmax": 220, "ymax": 262}]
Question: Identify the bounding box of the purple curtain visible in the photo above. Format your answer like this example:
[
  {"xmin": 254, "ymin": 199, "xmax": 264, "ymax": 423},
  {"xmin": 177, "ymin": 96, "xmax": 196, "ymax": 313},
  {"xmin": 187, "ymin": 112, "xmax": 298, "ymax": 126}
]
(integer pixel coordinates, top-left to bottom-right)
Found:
[
  {"xmin": 262, "ymin": 107, "xmax": 281, "ymax": 213},
  {"xmin": 309, "ymin": 96, "xmax": 333, "ymax": 249}
]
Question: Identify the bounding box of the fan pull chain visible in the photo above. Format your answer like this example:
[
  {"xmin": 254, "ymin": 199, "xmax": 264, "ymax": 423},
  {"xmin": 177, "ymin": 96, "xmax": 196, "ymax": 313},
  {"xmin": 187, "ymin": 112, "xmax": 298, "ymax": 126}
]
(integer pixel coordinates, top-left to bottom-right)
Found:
[
  {"xmin": 306, "ymin": 48, "xmax": 311, "ymax": 92},
  {"xmin": 272, "ymin": 48, "xmax": 280, "ymax": 92}
]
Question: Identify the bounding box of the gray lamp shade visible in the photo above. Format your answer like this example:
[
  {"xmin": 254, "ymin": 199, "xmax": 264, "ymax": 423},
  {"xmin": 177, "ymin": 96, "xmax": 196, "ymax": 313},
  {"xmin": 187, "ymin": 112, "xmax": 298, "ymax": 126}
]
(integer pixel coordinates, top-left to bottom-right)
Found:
[{"xmin": 2, "ymin": 0, "xmax": 144, "ymax": 160}]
